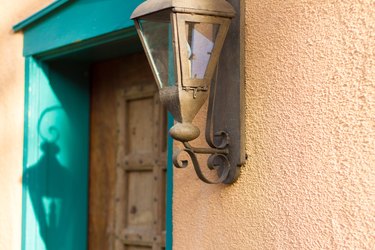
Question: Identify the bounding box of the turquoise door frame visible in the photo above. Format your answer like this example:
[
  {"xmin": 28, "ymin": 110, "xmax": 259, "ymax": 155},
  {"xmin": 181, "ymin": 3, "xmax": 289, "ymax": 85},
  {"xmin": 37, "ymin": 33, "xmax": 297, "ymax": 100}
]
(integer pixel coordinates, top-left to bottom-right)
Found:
[
  {"xmin": 22, "ymin": 56, "xmax": 91, "ymax": 250},
  {"xmin": 15, "ymin": 1, "xmax": 173, "ymax": 249}
]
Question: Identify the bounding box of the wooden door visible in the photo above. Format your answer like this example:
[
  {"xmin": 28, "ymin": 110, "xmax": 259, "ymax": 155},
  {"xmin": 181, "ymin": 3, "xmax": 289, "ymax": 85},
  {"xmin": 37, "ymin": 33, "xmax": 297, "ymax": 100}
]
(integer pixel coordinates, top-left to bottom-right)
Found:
[{"xmin": 89, "ymin": 53, "xmax": 167, "ymax": 250}]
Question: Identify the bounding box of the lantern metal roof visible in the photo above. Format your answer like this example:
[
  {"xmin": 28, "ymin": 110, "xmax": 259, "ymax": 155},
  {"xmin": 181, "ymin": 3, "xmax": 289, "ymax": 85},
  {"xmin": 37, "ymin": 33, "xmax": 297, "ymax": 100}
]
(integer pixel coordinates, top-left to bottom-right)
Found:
[{"xmin": 131, "ymin": 0, "xmax": 236, "ymax": 19}]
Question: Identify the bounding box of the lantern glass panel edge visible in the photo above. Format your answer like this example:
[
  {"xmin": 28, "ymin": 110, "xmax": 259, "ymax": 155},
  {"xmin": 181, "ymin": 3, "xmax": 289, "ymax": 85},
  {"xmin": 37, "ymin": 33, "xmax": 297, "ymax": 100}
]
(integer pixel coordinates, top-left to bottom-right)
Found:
[
  {"xmin": 185, "ymin": 21, "xmax": 219, "ymax": 80},
  {"xmin": 175, "ymin": 13, "xmax": 232, "ymax": 87},
  {"xmin": 135, "ymin": 10, "xmax": 178, "ymax": 90}
]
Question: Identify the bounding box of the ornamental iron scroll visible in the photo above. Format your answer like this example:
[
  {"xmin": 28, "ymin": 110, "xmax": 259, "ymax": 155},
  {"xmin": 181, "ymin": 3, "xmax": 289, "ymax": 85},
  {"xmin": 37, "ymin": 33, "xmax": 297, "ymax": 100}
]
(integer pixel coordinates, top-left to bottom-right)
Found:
[
  {"xmin": 172, "ymin": 70, "xmax": 242, "ymax": 184},
  {"xmin": 173, "ymin": 142, "xmax": 231, "ymax": 184},
  {"xmin": 132, "ymin": 0, "xmax": 245, "ymax": 184}
]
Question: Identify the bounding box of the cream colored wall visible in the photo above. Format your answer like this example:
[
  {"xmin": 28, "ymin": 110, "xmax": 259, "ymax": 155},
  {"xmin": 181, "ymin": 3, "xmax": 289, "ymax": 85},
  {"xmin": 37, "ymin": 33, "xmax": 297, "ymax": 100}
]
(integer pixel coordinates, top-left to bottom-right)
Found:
[
  {"xmin": 174, "ymin": 1, "xmax": 374, "ymax": 249},
  {"xmin": 0, "ymin": 1, "xmax": 52, "ymax": 249}
]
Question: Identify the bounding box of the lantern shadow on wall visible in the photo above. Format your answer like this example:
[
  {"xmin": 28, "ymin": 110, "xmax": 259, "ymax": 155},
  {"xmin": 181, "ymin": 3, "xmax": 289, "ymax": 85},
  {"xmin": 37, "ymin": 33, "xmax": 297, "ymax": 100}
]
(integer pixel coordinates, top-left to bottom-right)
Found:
[{"xmin": 22, "ymin": 106, "xmax": 78, "ymax": 250}]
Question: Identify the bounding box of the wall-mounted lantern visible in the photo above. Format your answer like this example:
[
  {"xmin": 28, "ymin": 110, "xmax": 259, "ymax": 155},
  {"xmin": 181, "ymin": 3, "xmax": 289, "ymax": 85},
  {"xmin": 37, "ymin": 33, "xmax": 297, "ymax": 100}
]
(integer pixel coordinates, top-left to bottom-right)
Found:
[{"xmin": 131, "ymin": 0, "xmax": 244, "ymax": 184}]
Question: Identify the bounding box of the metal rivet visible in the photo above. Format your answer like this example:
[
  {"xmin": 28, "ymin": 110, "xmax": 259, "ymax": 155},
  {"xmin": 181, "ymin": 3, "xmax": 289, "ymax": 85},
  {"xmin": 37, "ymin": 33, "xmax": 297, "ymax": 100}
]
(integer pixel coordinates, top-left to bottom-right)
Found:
[{"xmin": 130, "ymin": 205, "xmax": 137, "ymax": 214}]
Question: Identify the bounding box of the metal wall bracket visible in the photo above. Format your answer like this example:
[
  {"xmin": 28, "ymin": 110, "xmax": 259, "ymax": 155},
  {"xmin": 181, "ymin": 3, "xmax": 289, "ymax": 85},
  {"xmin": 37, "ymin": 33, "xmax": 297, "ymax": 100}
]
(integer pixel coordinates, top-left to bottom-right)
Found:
[{"xmin": 172, "ymin": 0, "xmax": 245, "ymax": 184}]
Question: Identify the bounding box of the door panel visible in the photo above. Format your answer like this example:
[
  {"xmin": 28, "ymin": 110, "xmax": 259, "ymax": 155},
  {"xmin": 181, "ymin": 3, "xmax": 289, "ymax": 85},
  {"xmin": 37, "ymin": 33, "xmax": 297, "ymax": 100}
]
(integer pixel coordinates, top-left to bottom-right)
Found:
[
  {"xmin": 89, "ymin": 53, "xmax": 167, "ymax": 250},
  {"xmin": 115, "ymin": 83, "xmax": 167, "ymax": 250},
  {"xmin": 127, "ymin": 97, "xmax": 155, "ymax": 153}
]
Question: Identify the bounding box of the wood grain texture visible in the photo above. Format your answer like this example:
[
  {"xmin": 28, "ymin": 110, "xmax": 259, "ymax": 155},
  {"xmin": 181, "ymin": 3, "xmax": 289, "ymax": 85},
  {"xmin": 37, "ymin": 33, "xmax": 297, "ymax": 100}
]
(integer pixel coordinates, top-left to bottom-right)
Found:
[
  {"xmin": 89, "ymin": 56, "xmax": 118, "ymax": 250},
  {"xmin": 88, "ymin": 53, "xmax": 167, "ymax": 250}
]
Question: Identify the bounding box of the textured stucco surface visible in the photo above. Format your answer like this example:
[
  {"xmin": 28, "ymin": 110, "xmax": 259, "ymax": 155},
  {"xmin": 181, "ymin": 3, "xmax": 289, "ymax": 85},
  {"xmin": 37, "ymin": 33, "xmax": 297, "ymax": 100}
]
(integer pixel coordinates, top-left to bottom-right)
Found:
[
  {"xmin": 0, "ymin": 1, "xmax": 52, "ymax": 249},
  {"xmin": 174, "ymin": 1, "xmax": 375, "ymax": 249}
]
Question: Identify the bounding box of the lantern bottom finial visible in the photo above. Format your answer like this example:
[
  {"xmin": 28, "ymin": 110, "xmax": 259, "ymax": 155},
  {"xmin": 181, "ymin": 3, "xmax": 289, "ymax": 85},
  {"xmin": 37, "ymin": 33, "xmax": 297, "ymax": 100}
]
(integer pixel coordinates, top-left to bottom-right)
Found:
[{"xmin": 169, "ymin": 122, "xmax": 200, "ymax": 142}]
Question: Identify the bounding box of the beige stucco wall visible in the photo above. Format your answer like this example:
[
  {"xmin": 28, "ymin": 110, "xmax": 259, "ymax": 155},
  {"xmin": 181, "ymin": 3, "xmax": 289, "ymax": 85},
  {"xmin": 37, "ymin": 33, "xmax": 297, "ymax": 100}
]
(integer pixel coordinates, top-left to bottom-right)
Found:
[
  {"xmin": 0, "ymin": 0, "xmax": 374, "ymax": 249},
  {"xmin": 0, "ymin": 1, "xmax": 52, "ymax": 249},
  {"xmin": 174, "ymin": 1, "xmax": 374, "ymax": 249}
]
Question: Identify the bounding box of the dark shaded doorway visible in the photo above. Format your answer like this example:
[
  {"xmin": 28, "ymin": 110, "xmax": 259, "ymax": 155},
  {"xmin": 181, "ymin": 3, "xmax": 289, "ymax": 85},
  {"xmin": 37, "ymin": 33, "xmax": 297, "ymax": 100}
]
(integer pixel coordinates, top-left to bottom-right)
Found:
[{"xmin": 88, "ymin": 53, "xmax": 167, "ymax": 250}]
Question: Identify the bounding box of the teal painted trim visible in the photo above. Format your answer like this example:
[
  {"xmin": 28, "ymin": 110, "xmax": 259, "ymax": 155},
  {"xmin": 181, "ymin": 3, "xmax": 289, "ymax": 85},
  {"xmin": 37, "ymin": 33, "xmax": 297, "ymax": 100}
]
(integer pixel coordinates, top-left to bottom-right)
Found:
[
  {"xmin": 166, "ymin": 113, "xmax": 174, "ymax": 250},
  {"xmin": 13, "ymin": 0, "xmax": 70, "ymax": 32},
  {"xmin": 22, "ymin": 58, "xmax": 90, "ymax": 250},
  {"xmin": 21, "ymin": 1, "xmax": 173, "ymax": 246},
  {"xmin": 35, "ymin": 27, "xmax": 138, "ymax": 61},
  {"xmin": 21, "ymin": 57, "xmax": 32, "ymax": 250},
  {"xmin": 22, "ymin": 58, "xmax": 47, "ymax": 250},
  {"xmin": 22, "ymin": 0, "xmax": 144, "ymax": 56}
]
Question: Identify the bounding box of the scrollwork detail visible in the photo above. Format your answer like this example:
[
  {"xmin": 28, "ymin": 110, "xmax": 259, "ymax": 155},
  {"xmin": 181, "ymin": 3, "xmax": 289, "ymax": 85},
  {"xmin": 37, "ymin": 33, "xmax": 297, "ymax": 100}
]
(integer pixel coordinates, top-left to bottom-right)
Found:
[
  {"xmin": 171, "ymin": 65, "xmax": 236, "ymax": 184},
  {"xmin": 37, "ymin": 106, "xmax": 63, "ymax": 143},
  {"xmin": 205, "ymin": 67, "xmax": 230, "ymax": 149},
  {"xmin": 172, "ymin": 149, "xmax": 189, "ymax": 169},
  {"xmin": 172, "ymin": 145, "xmax": 231, "ymax": 184}
]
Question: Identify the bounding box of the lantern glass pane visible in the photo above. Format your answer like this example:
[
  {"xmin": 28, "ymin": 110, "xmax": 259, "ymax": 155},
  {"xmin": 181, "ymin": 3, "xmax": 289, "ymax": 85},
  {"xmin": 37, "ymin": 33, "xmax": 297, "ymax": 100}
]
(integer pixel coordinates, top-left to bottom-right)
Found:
[
  {"xmin": 139, "ymin": 15, "xmax": 176, "ymax": 88},
  {"xmin": 186, "ymin": 22, "xmax": 219, "ymax": 79}
]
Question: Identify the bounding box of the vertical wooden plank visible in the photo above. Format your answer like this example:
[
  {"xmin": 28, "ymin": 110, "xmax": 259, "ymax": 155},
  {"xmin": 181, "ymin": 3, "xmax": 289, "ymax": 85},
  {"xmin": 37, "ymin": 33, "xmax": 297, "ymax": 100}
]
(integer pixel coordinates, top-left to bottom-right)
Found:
[
  {"xmin": 121, "ymin": 92, "xmax": 156, "ymax": 247},
  {"xmin": 88, "ymin": 62, "xmax": 118, "ymax": 250},
  {"xmin": 152, "ymin": 93, "xmax": 162, "ymax": 250},
  {"xmin": 114, "ymin": 89, "xmax": 127, "ymax": 250},
  {"xmin": 89, "ymin": 53, "xmax": 168, "ymax": 250}
]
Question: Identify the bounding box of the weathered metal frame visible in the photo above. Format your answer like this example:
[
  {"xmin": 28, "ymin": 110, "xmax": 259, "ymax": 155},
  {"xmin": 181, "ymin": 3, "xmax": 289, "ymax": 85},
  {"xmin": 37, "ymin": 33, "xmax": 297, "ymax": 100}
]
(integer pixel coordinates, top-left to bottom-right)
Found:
[
  {"xmin": 176, "ymin": 14, "xmax": 231, "ymax": 88},
  {"xmin": 130, "ymin": 0, "xmax": 236, "ymax": 20},
  {"xmin": 132, "ymin": 0, "xmax": 244, "ymax": 184},
  {"xmin": 134, "ymin": 14, "xmax": 178, "ymax": 90}
]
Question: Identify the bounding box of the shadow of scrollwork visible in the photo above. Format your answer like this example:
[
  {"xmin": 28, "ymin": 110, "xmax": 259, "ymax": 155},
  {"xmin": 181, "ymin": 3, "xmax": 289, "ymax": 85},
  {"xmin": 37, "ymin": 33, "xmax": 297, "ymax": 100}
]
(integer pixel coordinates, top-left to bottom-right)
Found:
[{"xmin": 22, "ymin": 106, "xmax": 78, "ymax": 250}]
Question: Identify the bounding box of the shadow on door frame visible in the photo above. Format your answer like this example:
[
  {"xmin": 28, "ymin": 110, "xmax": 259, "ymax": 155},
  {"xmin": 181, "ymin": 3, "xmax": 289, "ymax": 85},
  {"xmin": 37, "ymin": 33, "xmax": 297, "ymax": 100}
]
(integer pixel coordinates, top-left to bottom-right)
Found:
[{"xmin": 14, "ymin": 1, "xmax": 173, "ymax": 249}]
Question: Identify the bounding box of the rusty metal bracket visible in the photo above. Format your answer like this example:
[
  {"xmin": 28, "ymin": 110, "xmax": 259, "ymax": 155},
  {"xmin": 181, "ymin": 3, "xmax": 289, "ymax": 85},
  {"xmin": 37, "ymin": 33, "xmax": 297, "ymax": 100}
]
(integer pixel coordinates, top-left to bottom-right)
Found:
[{"xmin": 171, "ymin": 0, "xmax": 244, "ymax": 184}]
